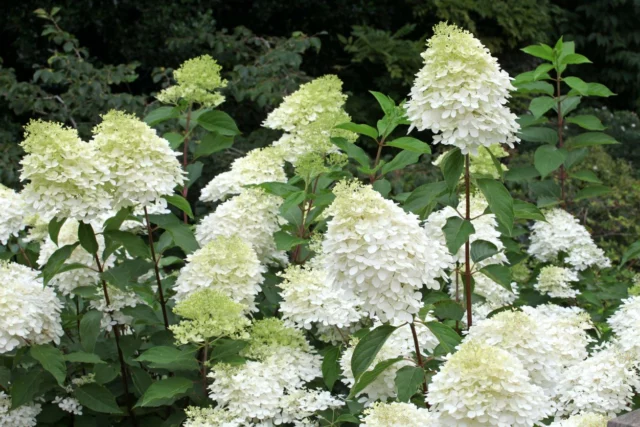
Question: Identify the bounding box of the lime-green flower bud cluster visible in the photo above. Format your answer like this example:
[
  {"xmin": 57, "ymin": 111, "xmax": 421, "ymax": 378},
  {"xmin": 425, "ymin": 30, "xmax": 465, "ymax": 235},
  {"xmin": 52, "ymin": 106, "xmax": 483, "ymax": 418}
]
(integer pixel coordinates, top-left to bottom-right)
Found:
[{"xmin": 157, "ymin": 55, "xmax": 227, "ymax": 108}]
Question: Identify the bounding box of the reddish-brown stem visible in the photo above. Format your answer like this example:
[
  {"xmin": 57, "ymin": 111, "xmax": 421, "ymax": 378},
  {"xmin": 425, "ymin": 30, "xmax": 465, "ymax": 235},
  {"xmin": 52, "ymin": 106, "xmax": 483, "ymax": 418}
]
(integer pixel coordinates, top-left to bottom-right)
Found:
[
  {"xmin": 464, "ymin": 154, "xmax": 473, "ymax": 328},
  {"xmin": 455, "ymin": 263, "xmax": 460, "ymax": 332},
  {"xmin": 181, "ymin": 105, "xmax": 193, "ymax": 224},
  {"xmin": 409, "ymin": 322, "xmax": 429, "ymax": 407},
  {"xmin": 18, "ymin": 246, "xmax": 33, "ymax": 268},
  {"xmin": 92, "ymin": 252, "xmax": 137, "ymax": 426},
  {"xmin": 144, "ymin": 206, "xmax": 170, "ymax": 329},
  {"xmin": 556, "ymin": 74, "xmax": 566, "ymax": 204}
]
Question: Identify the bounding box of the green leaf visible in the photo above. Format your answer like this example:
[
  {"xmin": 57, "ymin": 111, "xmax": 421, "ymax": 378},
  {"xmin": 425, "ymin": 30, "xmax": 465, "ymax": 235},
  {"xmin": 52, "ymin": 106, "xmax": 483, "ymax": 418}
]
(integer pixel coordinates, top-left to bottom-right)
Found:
[
  {"xmin": 348, "ymin": 358, "xmax": 404, "ymax": 399},
  {"xmin": 77, "ymin": 222, "xmax": 98, "ymax": 255},
  {"xmin": 335, "ymin": 122, "xmax": 378, "ymax": 139},
  {"xmin": 194, "ymin": 132, "xmax": 233, "ymax": 159},
  {"xmin": 513, "ymin": 200, "xmax": 546, "ymax": 221},
  {"xmin": 30, "ymin": 345, "xmax": 66, "ymax": 386},
  {"xmin": 41, "ymin": 243, "xmax": 80, "ymax": 285},
  {"xmin": 163, "ymin": 194, "xmax": 194, "ymax": 219},
  {"xmin": 135, "ymin": 377, "xmax": 193, "ymax": 408},
  {"xmin": 130, "ymin": 366, "xmax": 153, "ymax": 396},
  {"xmin": 372, "ymin": 179, "xmax": 391, "ymax": 197},
  {"xmin": 442, "ymin": 217, "xmax": 475, "ymax": 254},
  {"xmin": 533, "ymin": 63, "xmax": 554, "ymax": 80},
  {"xmin": 620, "ymin": 241, "xmax": 640, "ymax": 268},
  {"xmin": 566, "ymin": 115, "xmax": 605, "ymax": 131},
  {"xmin": 557, "ymin": 96, "xmax": 581, "ymax": 117},
  {"xmin": 163, "ymin": 132, "xmax": 184, "ymax": 150},
  {"xmin": 80, "ymin": 310, "xmax": 102, "ymax": 353},
  {"xmin": 64, "ymin": 352, "xmax": 105, "ymax": 364},
  {"xmin": 351, "ymin": 324, "xmax": 397, "ymax": 380},
  {"xmin": 186, "ymin": 161, "xmax": 203, "ymax": 188},
  {"xmin": 504, "ymin": 166, "xmax": 540, "ymax": 182},
  {"xmin": 10, "ymin": 369, "xmax": 46, "ymax": 409},
  {"xmin": 566, "ymin": 132, "xmax": 619, "ymax": 148},
  {"xmin": 330, "ymin": 137, "xmax": 370, "ymax": 167},
  {"xmin": 254, "ymin": 182, "xmax": 301, "ymax": 197},
  {"xmin": 322, "ymin": 347, "xmax": 341, "ymax": 391},
  {"xmin": 470, "ymin": 240, "xmax": 499, "ymax": 263},
  {"xmin": 434, "ymin": 300, "xmax": 465, "ymax": 321},
  {"xmin": 103, "ymin": 207, "xmax": 133, "ymax": 232},
  {"xmin": 440, "ymin": 148, "xmax": 464, "ymax": 190},
  {"xmin": 385, "ymin": 137, "xmax": 431, "ymax": 154},
  {"xmin": 148, "ymin": 214, "xmax": 199, "ymax": 255},
  {"xmin": 561, "ymin": 53, "xmax": 591, "ymax": 64},
  {"xmin": 569, "ymin": 170, "xmax": 602, "ymax": 184},
  {"xmin": 381, "ymin": 150, "xmax": 421, "ymax": 175},
  {"xmin": 521, "ymin": 44, "xmax": 554, "ymax": 61},
  {"xmin": 480, "ymin": 264, "xmax": 513, "ymax": 291},
  {"xmin": 574, "ymin": 185, "xmax": 612, "ymax": 201},
  {"xmin": 104, "ymin": 230, "xmax": 150, "ymax": 259},
  {"xmin": 564, "ymin": 77, "xmax": 615, "ymax": 97},
  {"xmin": 516, "ymin": 81, "xmax": 555, "ymax": 96},
  {"xmin": 280, "ymin": 191, "xmax": 306, "ymax": 213},
  {"xmin": 48, "ymin": 217, "xmax": 67, "ymax": 245},
  {"xmin": 144, "ymin": 106, "xmax": 179, "ymax": 126},
  {"xmin": 395, "ymin": 366, "xmax": 425, "ymax": 402},
  {"xmin": 529, "ymin": 97, "xmax": 556, "ymax": 118},
  {"xmin": 564, "ymin": 147, "xmax": 589, "ymax": 169},
  {"xmin": 476, "ymin": 179, "xmax": 515, "ymax": 236},
  {"xmin": 483, "ymin": 146, "xmax": 504, "ymax": 181},
  {"xmin": 583, "ymin": 83, "xmax": 615, "ymax": 97},
  {"xmin": 424, "ymin": 322, "xmax": 461, "ymax": 354},
  {"xmin": 211, "ymin": 339, "xmax": 248, "ymax": 361},
  {"xmin": 518, "ymin": 127, "xmax": 558, "ymax": 144},
  {"xmin": 403, "ymin": 181, "xmax": 448, "ymax": 217},
  {"xmin": 534, "ymin": 145, "xmax": 568, "ymax": 178},
  {"xmin": 369, "ymin": 91, "xmax": 395, "ymax": 115},
  {"xmin": 102, "ymin": 259, "xmax": 153, "ymax": 291},
  {"xmin": 273, "ymin": 231, "xmax": 307, "ymax": 251},
  {"xmin": 197, "ymin": 111, "xmax": 240, "ymax": 136},
  {"xmin": 75, "ymin": 383, "xmax": 124, "ymax": 414},
  {"xmin": 136, "ymin": 347, "xmax": 199, "ymax": 371}
]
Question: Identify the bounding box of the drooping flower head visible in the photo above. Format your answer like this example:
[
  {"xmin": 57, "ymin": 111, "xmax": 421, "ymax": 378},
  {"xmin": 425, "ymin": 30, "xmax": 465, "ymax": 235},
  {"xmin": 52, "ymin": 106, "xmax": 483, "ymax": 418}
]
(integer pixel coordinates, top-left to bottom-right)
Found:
[
  {"xmin": 428, "ymin": 341, "xmax": 551, "ymax": 426},
  {"xmin": 322, "ymin": 181, "xmax": 453, "ymax": 323},
  {"xmin": 0, "ymin": 261, "xmax": 63, "ymax": 353},
  {"xmin": 0, "ymin": 185, "xmax": 27, "ymax": 244},
  {"xmin": 528, "ymin": 208, "xmax": 610, "ymax": 270},
  {"xmin": 170, "ymin": 288, "xmax": 251, "ymax": 345},
  {"xmin": 20, "ymin": 120, "xmax": 111, "ymax": 222},
  {"xmin": 534, "ymin": 266, "xmax": 580, "ymax": 299},
  {"xmin": 405, "ymin": 23, "xmax": 519, "ymax": 155},
  {"xmin": 157, "ymin": 55, "xmax": 227, "ymax": 107},
  {"xmin": 196, "ymin": 188, "xmax": 286, "ymax": 265},
  {"xmin": 92, "ymin": 110, "xmax": 185, "ymax": 210},
  {"xmin": 172, "ymin": 235, "xmax": 265, "ymax": 310},
  {"xmin": 361, "ymin": 402, "xmax": 434, "ymax": 427},
  {"xmin": 200, "ymin": 146, "xmax": 286, "ymax": 203},
  {"xmin": 608, "ymin": 296, "xmax": 640, "ymax": 359}
]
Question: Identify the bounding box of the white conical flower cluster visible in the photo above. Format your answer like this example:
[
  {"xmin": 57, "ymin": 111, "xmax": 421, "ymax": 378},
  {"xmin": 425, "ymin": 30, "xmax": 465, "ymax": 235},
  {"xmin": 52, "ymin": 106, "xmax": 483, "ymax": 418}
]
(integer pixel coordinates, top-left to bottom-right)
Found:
[
  {"xmin": 0, "ymin": 261, "xmax": 63, "ymax": 353},
  {"xmin": 405, "ymin": 23, "xmax": 519, "ymax": 155},
  {"xmin": 608, "ymin": 295, "xmax": 640, "ymax": 358},
  {"xmin": 20, "ymin": 120, "xmax": 111, "ymax": 222},
  {"xmin": 550, "ymin": 413, "xmax": 610, "ymax": 427},
  {"xmin": 322, "ymin": 181, "xmax": 453, "ymax": 323},
  {"xmin": 555, "ymin": 344, "xmax": 640, "ymax": 417},
  {"xmin": 465, "ymin": 310, "xmax": 564, "ymax": 391},
  {"xmin": 200, "ymin": 146, "xmax": 286, "ymax": 203},
  {"xmin": 173, "ymin": 235, "xmax": 265, "ymax": 310},
  {"xmin": 37, "ymin": 219, "xmax": 114, "ymax": 296},
  {"xmin": 361, "ymin": 402, "xmax": 434, "ymax": 427},
  {"xmin": 196, "ymin": 187, "xmax": 287, "ymax": 265},
  {"xmin": 91, "ymin": 110, "xmax": 185, "ymax": 210},
  {"xmin": 535, "ymin": 266, "xmax": 580, "ymax": 299},
  {"xmin": 278, "ymin": 262, "xmax": 362, "ymax": 330},
  {"xmin": 340, "ymin": 322, "xmax": 439, "ymax": 403},
  {"xmin": 428, "ymin": 341, "xmax": 551, "ymax": 426},
  {"xmin": 263, "ymin": 75, "xmax": 356, "ymax": 164},
  {"xmin": 0, "ymin": 185, "xmax": 27, "ymax": 244},
  {"xmin": 528, "ymin": 208, "xmax": 610, "ymax": 271},
  {"xmin": 0, "ymin": 392, "xmax": 41, "ymax": 427}
]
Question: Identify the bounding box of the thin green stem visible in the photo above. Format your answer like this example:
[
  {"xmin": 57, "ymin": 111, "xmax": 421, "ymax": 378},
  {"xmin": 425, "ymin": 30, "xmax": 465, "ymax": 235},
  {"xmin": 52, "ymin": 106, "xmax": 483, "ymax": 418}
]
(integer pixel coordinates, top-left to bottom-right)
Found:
[{"xmin": 181, "ymin": 104, "xmax": 193, "ymax": 224}]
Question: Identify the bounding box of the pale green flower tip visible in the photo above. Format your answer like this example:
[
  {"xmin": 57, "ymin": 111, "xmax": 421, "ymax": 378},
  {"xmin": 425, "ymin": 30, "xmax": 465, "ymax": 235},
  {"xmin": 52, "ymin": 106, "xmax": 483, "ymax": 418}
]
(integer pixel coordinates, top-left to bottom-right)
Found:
[
  {"xmin": 157, "ymin": 55, "xmax": 227, "ymax": 107},
  {"xmin": 173, "ymin": 288, "xmax": 247, "ymax": 321},
  {"xmin": 21, "ymin": 119, "xmax": 81, "ymax": 152},
  {"xmin": 242, "ymin": 318, "xmax": 310, "ymax": 359}
]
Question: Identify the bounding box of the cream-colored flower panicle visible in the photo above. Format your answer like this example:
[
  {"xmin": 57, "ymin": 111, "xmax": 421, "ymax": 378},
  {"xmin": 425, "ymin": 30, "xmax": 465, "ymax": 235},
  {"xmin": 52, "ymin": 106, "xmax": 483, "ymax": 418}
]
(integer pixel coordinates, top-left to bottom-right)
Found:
[
  {"xmin": 405, "ymin": 23, "xmax": 519, "ymax": 155},
  {"xmin": 608, "ymin": 296, "xmax": 640, "ymax": 358},
  {"xmin": 196, "ymin": 187, "xmax": 287, "ymax": 265},
  {"xmin": 322, "ymin": 181, "xmax": 453, "ymax": 323},
  {"xmin": 361, "ymin": 402, "xmax": 434, "ymax": 427},
  {"xmin": 172, "ymin": 235, "xmax": 265, "ymax": 310},
  {"xmin": 0, "ymin": 261, "xmax": 64, "ymax": 354},
  {"xmin": 20, "ymin": 120, "xmax": 111, "ymax": 222},
  {"xmin": 170, "ymin": 288, "xmax": 250, "ymax": 345},
  {"xmin": 156, "ymin": 55, "xmax": 227, "ymax": 107},
  {"xmin": 0, "ymin": 185, "xmax": 27, "ymax": 244},
  {"xmin": 528, "ymin": 208, "xmax": 610, "ymax": 271},
  {"xmin": 534, "ymin": 266, "xmax": 580, "ymax": 299},
  {"xmin": 550, "ymin": 413, "xmax": 610, "ymax": 427},
  {"xmin": 92, "ymin": 110, "xmax": 185, "ymax": 210},
  {"xmin": 200, "ymin": 146, "xmax": 286, "ymax": 203},
  {"xmin": 428, "ymin": 342, "xmax": 551, "ymax": 426}
]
